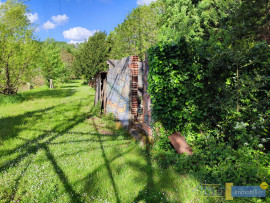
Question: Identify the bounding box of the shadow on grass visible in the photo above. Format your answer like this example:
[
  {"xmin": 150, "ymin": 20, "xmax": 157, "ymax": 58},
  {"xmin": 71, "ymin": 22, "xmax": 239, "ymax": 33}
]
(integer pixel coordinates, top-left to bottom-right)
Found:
[
  {"xmin": 0, "ymin": 98, "xmax": 86, "ymax": 145},
  {"xmin": 0, "ymin": 105, "xmax": 57, "ymax": 145},
  {"xmin": 8, "ymin": 156, "xmax": 32, "ymax": 202},
  {"xmin": 43, "ymin": 144, "xmax": 81, "ymax": 202},
  {"xmin": 0, "ymin": 100, "xmax": 96, "ymax": 202},
  {"xmin": 0, "ymin": 97, "xmax": 138, "ymax": 202},
  {"xmin": 91, "ymin": 118, "xmax": 121, "ymax": 203},
  {"xmin": 0, "ymin": 94, "xmax": 203, "ymax": 202},
  {"xmin": 131, "ymin": 145, "xmax": 167, "ymax": 203},
  {"xmin": 77, "ymin": 118, "xmax": 174, "ymax": 203},
  {"xmin": 0, "ymin": 94, "xmax": 26, "ymax": 105},
  {"xmin": 22, "ymin": 88, "xmax": 77, "ymax": 100},
  {"xmin": 0, "ymin": 88, "xmax": 77, "ymax": 106}
]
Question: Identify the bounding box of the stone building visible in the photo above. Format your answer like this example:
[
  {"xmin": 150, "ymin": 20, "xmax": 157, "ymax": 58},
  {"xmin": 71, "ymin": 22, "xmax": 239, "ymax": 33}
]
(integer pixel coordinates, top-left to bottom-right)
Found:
[{"xmin": 94, "ymin": 55, "xmax": 152, "ymax": 136}]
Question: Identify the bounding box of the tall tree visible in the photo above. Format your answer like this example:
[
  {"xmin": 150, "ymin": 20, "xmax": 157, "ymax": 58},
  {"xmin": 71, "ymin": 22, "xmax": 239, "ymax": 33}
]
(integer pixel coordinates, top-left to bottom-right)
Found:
[
  {"xmin": 108, "ymin": 2, "xmax": 160, "ymax": 60},
  {"xmin": 158, "ymin": 0, "xmax": 270, "ymax": 44},
  {"xmin": 155, "ymin": 0, "xmax": 270, "ymax": 148},
  {"xmin": 229, "ymin": 0, "xmax": 270, "ymax": 43},
  {"xmin": 74, "ymin": 31, "xmax": 108, "ymax": 81},
  {"xmin": 39, "ymin": 38, "xmax": 65, "ymax": 84},
  {"xmin": 60, "ymin": 47, "xmax": 76, "ymax": 80},
  {"xmin": 158, "ymin": 0, "xmax": 238, "ymax": 42},
  {"xmin": 0, "ymin": 0, "xmax": 37, "ymax": 94}
]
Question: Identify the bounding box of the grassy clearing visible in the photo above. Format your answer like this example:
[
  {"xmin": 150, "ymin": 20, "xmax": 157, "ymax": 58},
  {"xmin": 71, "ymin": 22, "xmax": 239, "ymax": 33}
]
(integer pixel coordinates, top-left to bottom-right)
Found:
[{"xmin": 0, "ymin": 80, "xmax": 259, "ymax": 202}]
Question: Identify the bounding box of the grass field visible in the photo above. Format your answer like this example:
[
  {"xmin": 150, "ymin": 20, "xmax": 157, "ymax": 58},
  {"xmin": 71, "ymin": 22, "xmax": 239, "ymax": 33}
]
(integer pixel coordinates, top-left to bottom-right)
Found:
[{"xmin": 0, "ymin": 80, "xmax": 256, "ymax": 202}]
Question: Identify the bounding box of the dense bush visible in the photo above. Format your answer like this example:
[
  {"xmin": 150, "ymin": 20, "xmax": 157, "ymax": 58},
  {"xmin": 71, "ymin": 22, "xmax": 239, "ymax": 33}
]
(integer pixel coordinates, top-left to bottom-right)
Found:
[
  {"xmin": 152, "ymin": 127, "xmax": 270, "ymax": 187},
  {"xmin": 147, "ymin": 39, "xmax": 270, "ymax": 186}
]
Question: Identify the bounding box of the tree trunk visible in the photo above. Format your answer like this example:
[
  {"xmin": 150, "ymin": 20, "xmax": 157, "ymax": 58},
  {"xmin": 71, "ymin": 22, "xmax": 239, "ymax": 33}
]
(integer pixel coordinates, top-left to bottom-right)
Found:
[
  {"xmin": 4, "ymin": 58, "xmax": 16, "ymax": 95},
  {"xmin": 5, "ymin": 65, "xmax": 11, "ymax": 93}
]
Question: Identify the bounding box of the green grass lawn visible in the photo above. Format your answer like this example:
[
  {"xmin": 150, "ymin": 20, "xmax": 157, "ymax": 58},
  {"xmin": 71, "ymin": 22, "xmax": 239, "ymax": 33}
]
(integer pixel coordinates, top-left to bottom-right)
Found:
[{"xmin": 0, "ymin": 80, "xmax": 246, "ymax": 202}]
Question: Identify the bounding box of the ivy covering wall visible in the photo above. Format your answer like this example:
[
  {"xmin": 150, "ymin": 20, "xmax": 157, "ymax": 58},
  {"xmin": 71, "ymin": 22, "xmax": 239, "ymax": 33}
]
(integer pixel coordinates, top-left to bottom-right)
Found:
[{"xmin": 147, "ymin": 39, "xmax": 270, "ymax": 184}]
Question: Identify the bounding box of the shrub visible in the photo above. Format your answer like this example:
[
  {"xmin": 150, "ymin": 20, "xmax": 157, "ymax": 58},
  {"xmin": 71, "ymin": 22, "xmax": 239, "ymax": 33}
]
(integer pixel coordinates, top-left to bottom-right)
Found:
[{"xmin": 147, "ymin": 39, "xmax": 270, "ymax": 186}]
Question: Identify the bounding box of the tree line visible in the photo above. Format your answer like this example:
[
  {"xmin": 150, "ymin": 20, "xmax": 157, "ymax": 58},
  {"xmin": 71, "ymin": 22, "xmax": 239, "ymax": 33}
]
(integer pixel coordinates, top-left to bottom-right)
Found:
[
  {"xmin": 0, "ymin": 0, "xmax": 79, "ymax": 94},
  {"xmin": 145, "ymin": 0, "xmax": 270, "ymax": 185},
  {"xmin": 1, "ymin": 0, "xmax": 269, "ymax": 95}
]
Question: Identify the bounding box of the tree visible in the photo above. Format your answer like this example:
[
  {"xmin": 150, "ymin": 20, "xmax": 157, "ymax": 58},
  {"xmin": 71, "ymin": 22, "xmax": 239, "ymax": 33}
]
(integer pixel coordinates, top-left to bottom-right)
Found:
[
  {"xmin": 153, "ymin": 0, "xmax": 270, "ymax": 149},
  {"xmin": 158, "ymin": 0, "xmax": 238, "ymax": 42},
  {"xmin": 0, "ymin": 0, "xmax": 37, "ymax": 94},
  {"xmin": 108, "ymin": 2, "xmax": 160, "ymax": 60},
  {"xmin": 158, "ymin": 0, "xmax": 270, "ymax": 44},
  {"xmin": 60, "ymin": 48, "xmax": 75, "ymax": 79},
  {"xmin": 229, "ymin": 0, "xmax": 270, "ymax": 44},
  {"xmin": 74, "ymin": 31, "xmax": 108, "ymax": 81},
  {"xmin": 39, "ymin": 38, "xmax": 65, "ymax": 85}
]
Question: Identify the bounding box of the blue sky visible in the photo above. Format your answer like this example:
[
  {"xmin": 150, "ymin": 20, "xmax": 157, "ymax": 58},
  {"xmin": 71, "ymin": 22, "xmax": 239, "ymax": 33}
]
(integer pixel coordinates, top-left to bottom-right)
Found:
[{"xmin": 0, "ymin": 0, "xmax": 156, "ymax": 43}]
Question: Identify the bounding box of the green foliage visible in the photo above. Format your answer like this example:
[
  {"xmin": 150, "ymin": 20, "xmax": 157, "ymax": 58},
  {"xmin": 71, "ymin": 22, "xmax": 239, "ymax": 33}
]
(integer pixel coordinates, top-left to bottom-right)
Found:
[
  {"xmin": 149, "ymin": 0, "xmax": 270, "ymax": 189},
  {"xmin": 158, "ymin": 0, "xmax": 238, "ymax": 42},
  {"xmin": 158, "ymin": 0, "xmax": 270, "ymax": 45},
  {"xmin": 229, "ymin": 0, "xmax": 270, "ymax": 43},
  {"xmin": 60, "ymin": 48, "xmax": 76, "ymax": 80},
  {"xmin": 108, "ymin": 3, "xmax": 160, "ymax": 60},
  {"xmin": 152, "ymin": 128, "xmax": 270, "ymax": 187},
  {"xmin": 147, "ymin": 39, "xmax": 202, "ymax": 133},
  {"xmin": 148, "ymin": 38, "xmax": 270, "ymax": 146},
  {"xmin": 0, "ymin": 0, "xmax": 38, "ymax": 95},
  {"xmin": 39, "ymin": 38, "xmax": 66, "ymax": 84},
  {"xmin": 74, "ymin": 31, "xmax": 108, "ymax": 81},
  {"xmin": 147, "ymin": 38, "xmax": 270, "ymax": 187}
]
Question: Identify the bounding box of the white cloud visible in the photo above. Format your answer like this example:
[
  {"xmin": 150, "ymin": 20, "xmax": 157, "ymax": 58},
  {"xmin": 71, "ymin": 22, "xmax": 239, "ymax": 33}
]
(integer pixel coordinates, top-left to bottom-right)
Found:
[
  {"xmin": 52, "ymin": 14, "xmax": 69, "ymax": 25},
  {"xmin": 26, "ymin": 13, "xmax": 39, "ymax": 23},
  {"xmin": 63, "ymin": 27, "xmax": 97, "ymax": 42},
  {"xmin": 136, "ymin": 0, "xmax": 156, "ymax": 5},
  {"xmin": 40, "ymin": 14, "xmax": 68, "ymax": 31},
  {"xmin": 43, "ymin": 20, "xmax": 56, "ymax": 30},
  {"xmin": 67, "ymin": 40, "xmax": 85, "ymax": 44}
]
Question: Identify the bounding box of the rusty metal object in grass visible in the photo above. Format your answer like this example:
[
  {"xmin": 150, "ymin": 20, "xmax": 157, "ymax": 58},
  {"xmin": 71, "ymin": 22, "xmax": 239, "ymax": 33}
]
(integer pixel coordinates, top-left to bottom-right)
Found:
[{"xmin": 168, "ymin": 132, "xmax": 193, "ymax": 155}]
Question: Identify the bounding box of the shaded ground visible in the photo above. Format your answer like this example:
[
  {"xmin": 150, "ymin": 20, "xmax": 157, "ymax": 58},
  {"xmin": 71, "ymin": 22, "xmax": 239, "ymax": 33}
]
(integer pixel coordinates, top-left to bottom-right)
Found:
[{"xmin": 0, "ymin": 81, "xmax": 222, "ymax": 203}]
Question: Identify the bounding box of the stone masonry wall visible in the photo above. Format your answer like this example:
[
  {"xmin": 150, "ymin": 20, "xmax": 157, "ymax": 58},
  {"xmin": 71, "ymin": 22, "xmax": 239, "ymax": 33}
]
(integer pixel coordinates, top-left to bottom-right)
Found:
[
  {"xmin": 106, "ymin": 57, "xmax": 132, "ymax": 127},
  {"xmin": 104, "ymin": 56, "xmax": 150, "ymax": 134}
]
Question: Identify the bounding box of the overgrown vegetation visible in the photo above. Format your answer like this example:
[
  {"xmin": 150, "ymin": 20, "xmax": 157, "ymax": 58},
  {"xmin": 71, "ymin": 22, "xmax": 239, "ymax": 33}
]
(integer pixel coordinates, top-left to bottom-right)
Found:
[
  {"xmin": 148, "ymin": 39, "xmax": 270, "ymax": 187},
  {"xmin": 147, "ymin": 0, "xmax": 270, "ymax": 196},
  {"xmin": 0, "ymin": 0, "xmax": 38, "ymax": 94},
  {"xmin": 74, "ymin": 31, "xmax": 109, "ymax": 81}
]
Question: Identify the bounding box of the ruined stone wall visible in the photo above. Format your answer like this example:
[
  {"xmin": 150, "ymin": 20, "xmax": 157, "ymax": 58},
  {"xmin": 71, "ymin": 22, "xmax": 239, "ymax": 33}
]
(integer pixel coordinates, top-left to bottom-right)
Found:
[
  {"xmin": 106, "ymin": 57, "xmax": 132, "ymax": 127},
  {"xmin": 99, "ymin": 55, "xmax": 151, "ymax": 133}
]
